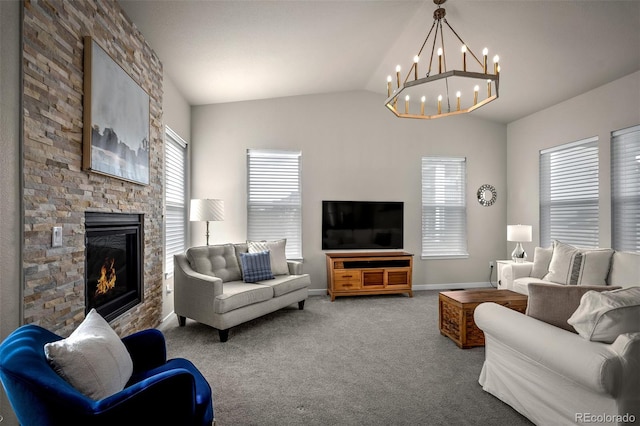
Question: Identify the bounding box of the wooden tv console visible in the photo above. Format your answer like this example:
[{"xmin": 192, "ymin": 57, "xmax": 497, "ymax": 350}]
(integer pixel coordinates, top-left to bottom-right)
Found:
[{"xmin": 325, "ymin": 252, "xmax": 413, "ymax": 301}]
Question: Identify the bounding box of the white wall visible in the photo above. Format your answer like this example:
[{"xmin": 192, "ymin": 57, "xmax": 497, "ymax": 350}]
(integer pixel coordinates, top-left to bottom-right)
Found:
[
  {"xmin": 0, "ymin": 1, "xmax": 21, "ymax": 424},
  {"xmin": 161, "ymin": 74, "xmax": 192, "ymax": 320},
  {"xmin": 191, "ymin": 90, "xmax": 507, "ymax": 290},
  {"xmin": 506, "ymin": 71, "xmax": 640, "ymax": 256}
]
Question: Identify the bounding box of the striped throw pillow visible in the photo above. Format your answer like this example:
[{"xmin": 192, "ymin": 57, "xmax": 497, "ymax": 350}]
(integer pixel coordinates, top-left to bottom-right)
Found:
[{"xmin": 239, "ymin": 251, "xmax": 274, "ymax": 283}]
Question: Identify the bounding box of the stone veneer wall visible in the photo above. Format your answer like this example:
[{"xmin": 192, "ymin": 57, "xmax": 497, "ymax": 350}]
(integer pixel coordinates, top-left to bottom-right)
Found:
[{"xmin": 22, "ymin": 0, "xmax": 164, "ymax": 337}]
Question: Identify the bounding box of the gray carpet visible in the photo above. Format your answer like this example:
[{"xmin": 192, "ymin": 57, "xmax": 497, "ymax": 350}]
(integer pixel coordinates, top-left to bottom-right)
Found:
[{"xmin": 161, "ymin": 290, "xmax": 533, "ymax": 425}]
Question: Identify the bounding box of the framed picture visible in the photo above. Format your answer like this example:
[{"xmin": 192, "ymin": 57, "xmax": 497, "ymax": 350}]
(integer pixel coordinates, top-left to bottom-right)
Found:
[{"xmin": 83, "ymin": 36, "xmax": 150, "ymax": 185}]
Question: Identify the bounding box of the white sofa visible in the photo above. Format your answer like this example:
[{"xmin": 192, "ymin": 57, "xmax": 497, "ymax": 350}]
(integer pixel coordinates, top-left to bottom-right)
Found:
[
  {"xmin": 174, "ymin": 242, "xmax": 310, "ymax": 342},
  {"xmin": 474, "ymin": 242, "xmax": 640, "ymax": 425},
  {"xmin": 507, "ymin": 244, "xmax": 640, "ymax": 295},
  {"xmin": 475, "ymin": 302, "xmax": 640, "ymax": 425}
]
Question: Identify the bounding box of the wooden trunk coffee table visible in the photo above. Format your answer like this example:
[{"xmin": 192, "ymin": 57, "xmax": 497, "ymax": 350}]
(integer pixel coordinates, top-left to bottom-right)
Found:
[{"xmin": 439, "ymin": 289, "xmax": 528, "ymax": 349}]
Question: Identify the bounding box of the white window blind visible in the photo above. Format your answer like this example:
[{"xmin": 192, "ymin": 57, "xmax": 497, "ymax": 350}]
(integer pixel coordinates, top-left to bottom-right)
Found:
[
  {"xmin": 421, "ymin": 157, "xmax": 468, "ymax": 258},
  {"xmin": 611, "ymin": 125, "xmax": 640, "ymax": 252},
  {"xmin": 164, "ymin": 127, "xmax": 188, "ymax": 278},
  {"xmin": 247, "ymin": 149, "xmax": 302, "ymax": 259},
  {"xmin": 540, "ymin": 137, "xmax": 599, "ymax": 248}
]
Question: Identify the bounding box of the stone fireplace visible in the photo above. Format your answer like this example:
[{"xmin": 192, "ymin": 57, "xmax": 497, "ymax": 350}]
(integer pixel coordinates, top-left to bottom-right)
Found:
[{"xmin": 85, "ymin": 212, "xmax": 143, "ymax": 322}]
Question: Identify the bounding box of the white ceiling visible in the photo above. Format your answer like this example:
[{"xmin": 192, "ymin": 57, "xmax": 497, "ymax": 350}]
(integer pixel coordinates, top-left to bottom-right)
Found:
[{"xmin": 119, "ymin": 0, "xmax": 640, "ymax": 124}]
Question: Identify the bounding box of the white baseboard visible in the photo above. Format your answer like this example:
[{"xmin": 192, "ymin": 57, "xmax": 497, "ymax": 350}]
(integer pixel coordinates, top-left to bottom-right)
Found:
[{"xmin": 308, "ymin": 282, "xmax": 494, "ymax": 297}]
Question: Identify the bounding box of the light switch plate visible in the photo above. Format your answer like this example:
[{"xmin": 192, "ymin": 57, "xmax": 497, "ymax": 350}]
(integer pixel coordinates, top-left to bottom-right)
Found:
[{"xmin": 52, "ymin": 226, "xmax": 62, "ymax": 247}]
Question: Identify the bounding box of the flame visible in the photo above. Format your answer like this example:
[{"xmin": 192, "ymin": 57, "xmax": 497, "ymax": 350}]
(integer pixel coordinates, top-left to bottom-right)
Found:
[{"xmin": 96, "ymin": 257, "xmax": 116, "ymax": 295}]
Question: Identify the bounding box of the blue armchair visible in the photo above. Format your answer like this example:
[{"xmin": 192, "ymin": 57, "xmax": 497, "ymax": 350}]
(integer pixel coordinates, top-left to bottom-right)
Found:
[{"xmin": 0, "ymin": 324, "xmax": 214, "ymax": 426}]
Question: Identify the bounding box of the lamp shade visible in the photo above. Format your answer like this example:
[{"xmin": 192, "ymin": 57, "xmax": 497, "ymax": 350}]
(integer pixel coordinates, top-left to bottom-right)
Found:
[
  {"xmin": 507, "ymin": 225, "xmax": 532, "ymax": 242},
  {"xmin": 190, "ymin": 199, "xmax": 224, "ymax": 222}
]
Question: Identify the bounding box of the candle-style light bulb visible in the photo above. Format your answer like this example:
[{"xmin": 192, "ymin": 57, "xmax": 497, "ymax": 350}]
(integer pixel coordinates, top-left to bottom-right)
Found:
[
  {"xmin": 420, "ymin": 96, "xmax": 426, "ymax": 115},
  {"xmin": 386, "ymin": 75, "xmax": 392, "ymax": 97},
  {"xmin": 461, "ymin": 45, "xmax": 467, "ymax": 71},
  {"xmin": 437, "ymin": 94, "xmax": 442, "ymax": 114},
  {"xmin": 487, "ymin": 79, "xmax": 492, "ymax": 97},
  {"xmin": 482, "ymin": 47, "xmax": 488, "ymax": 73},
  {"xmin": 413, "ymin": 55, "xmax": 420, "ymax": 80},
  {"xmin": 437, "ymin": 48, "xmax": 443, "ymax": 73},
  {"xmin": 473, "ymin": 85, "xmax": 479, "ymax": 105},
  {"xmin": 456, "ymin": 91, "xmax": 461, "ymax": 111},
  {"xmin": 405, "ymin": 95, "xmax": 410, "ymax": 114},
  {"xmin": 493, "ymin": 55, "xmax": 500, "ymax": 74},
  {"xmin": 396, "ymin": 65, "xmax": 401, "ymax": 88}
]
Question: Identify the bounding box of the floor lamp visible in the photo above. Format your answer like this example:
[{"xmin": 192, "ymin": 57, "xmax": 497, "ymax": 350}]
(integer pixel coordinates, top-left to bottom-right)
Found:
[{"xmin": 190, "ymin": 199, "xmax": 224, "ymax": 246}]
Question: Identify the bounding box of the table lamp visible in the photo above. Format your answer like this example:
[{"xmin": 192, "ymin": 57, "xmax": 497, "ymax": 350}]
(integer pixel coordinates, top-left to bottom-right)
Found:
[{"xmin": 507, "ymin": 224, "xmax": 532, "ymax": 263}]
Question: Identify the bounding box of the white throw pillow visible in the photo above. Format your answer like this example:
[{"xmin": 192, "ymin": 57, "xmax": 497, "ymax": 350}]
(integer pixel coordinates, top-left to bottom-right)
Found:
[
  {"xmin": 543, "ymin": 241, "xmax": 580, "ymax": 284},
  {"xmin": 567, "ymin": 287, "xmax": 640, "ymax": 343},
  {"xmin": 543, "ymin": 241, "xmax": 613, "ymax": 285},
  {"xmin": 530, "ymin": 246, "xmax": 553, "ymax": 279},
  {"xmin": 248, "ymin": 239, "xmax": 289, "ymax": 275},
  {"xmin": 44, "ymin": 309, "xmax": 133, "ymax": 400}
]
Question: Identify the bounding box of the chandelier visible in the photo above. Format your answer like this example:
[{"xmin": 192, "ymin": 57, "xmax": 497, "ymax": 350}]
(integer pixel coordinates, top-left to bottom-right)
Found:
[{"xmin": 385, "ymin": 0, "xmax": 500, "ymax": 120}]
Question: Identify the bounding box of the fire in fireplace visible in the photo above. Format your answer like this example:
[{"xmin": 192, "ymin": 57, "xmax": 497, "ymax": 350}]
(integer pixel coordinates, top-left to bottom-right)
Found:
[{"xmin": 85, "ymin": 212, "xmax": 143, "ymax": 322}]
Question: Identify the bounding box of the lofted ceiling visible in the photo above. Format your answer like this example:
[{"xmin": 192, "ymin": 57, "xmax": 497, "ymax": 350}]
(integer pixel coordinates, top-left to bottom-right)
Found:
[{"xmin": 119, "ymin": 0, "xmax": 640, "ymax": 124}]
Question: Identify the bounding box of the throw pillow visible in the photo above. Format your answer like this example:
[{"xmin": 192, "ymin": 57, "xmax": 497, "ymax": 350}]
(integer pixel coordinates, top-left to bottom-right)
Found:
[
  {"xmin": 577, "ymin": 249, "xmax": 615, "ymax": 285},
  {"xmin": 567, "ymin": 287, "xmax": 640, "ymax": 343},
  {"xmin": 525, "ymin": 283, "xmax": 621, "ymax": 333},
  {"xmin": 248, "ymin": 239, "xmax": 289, "ymax": 276},
  {"xmin": 239, "ymin": 251, "xmax": 275, "ymax": 283},
  {"xmin": 542, "ymin": 241, "xmax": 614, "ymax": 286},
  {"xmin": 543, "ymin": 241, "xmax": 581, "ymax": 284},
  {"xmin": 530, "ymin": 246, "xmax": 553, "ymax": 279},
  {"xmin": 44, "ymin": 309, "xmax": 133, "ymax": 400}
]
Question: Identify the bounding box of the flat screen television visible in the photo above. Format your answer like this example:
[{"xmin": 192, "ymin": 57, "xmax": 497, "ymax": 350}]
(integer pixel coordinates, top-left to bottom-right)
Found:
[{"xmin": 322, "ymin": 201, "xmax": 404, "ymax": 250}]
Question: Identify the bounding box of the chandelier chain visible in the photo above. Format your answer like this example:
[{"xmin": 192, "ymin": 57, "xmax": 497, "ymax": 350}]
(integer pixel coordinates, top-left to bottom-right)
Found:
[{"xmin": 443, "ymin": 19, "xmax": 483, "ymax": 68}]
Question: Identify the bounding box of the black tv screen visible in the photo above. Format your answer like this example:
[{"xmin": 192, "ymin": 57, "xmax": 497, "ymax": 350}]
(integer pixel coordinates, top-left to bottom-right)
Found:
[{"xmin": 322, "ymin": 201, "xmax": 404, "ymax": 250}]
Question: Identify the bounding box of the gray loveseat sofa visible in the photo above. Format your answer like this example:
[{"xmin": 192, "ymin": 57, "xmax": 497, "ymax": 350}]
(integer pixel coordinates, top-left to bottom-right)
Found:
[{"xmin": 174, "ymin": 242, "xmax": 310, "ymax": 342}]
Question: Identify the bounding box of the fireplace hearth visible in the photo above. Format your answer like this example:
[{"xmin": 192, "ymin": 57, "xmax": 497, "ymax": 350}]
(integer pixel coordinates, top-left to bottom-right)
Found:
[{"xmin": 85, "ymin": 212, "xmax": 143, "ymax": 322}]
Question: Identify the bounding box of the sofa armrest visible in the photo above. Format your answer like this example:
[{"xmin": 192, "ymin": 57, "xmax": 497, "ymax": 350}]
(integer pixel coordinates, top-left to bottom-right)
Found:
[
  {"xmin": 174, "ymin": 254, "xmax": 223, "ymax": 319},
  {"xmin": 511, "ymin": 263, "xmax": 534, "ymax": 279},
  {"xmin": 474, "ymin": 302, "xmax": 637, "ymax": 396},
  {"xmin": 287, "ymin": 260, "xmax": 303, "ymax": 275}
]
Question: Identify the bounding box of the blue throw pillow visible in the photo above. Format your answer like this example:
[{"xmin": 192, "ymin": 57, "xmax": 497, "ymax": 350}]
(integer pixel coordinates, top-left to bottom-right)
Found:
[{"xmin": 239, "ymin": 251, "xmax": 274, "ymax": 283}]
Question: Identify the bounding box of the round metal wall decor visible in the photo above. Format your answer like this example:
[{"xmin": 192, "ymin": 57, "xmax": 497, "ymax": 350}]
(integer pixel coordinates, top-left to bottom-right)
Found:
[{"xmin": 477, "ymin": 184, "xmax": 497, "ymax": 207}]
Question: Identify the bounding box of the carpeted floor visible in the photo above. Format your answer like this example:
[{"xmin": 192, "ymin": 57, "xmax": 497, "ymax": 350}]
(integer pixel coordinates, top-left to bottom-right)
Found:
[{"xmin": 161, "ymin": 290, "xmax": 533, "ymax": 425}]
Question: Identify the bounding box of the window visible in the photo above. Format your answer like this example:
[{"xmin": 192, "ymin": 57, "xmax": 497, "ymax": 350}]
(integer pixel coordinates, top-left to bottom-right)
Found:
[
  {"xmin": 164, "ymin": 127, "xmax": 188, "ymax": 279},
  {"xmin": 421, "ymin": 157, "xmax": 468, "ymax": 258},
  {"xmin": 611, "ymin": 125, "xmax": 640, "ymax": 252},
  {"xmin": 539, "ymin": 137, "xmax": 599, "ymax": 248},
  {"xmin": 247, "ymin": 149, "xmax": 302, "ymax": 259}
]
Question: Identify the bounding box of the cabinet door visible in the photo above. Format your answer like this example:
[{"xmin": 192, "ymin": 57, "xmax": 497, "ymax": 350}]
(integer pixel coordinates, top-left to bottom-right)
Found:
[
  {"xmin": 386, "ymin": 269, "xmax": 411, "ymax": 287},
  {"xmin": 362, "ymin": 269, "xmax": 385, "ymax": 288}
]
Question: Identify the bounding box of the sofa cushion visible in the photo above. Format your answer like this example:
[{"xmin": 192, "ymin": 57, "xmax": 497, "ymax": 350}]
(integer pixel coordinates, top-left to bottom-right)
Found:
[
  {"xmin": 186, "ymin": 244, "xmax": 242, "ymax": 283},
  {"xmin": 543, "ymin": 241, "xmax": 613, "ymax": 285},
  {"xmin": 248, "ymin": 239, "xmax": 289, "ymax": 276},
  {"xmin": 567, "ymin": 287, "xmax": 640, "ymax": 343},
  {"xmin": 44, "ymin": 309, "xmax": 133, "ymax": 400},
  {"xmin": 608, "ymin": 251, "xmax": 640, "ymax": 287},
  {"xmin": 513, "ymin": 277, "xmax": 554, "ymax": 295},
  {"xmin": 530, "ymin": 246, "xmax": 553, "ymax": 279},
  {"xmin": 259, "ymin": 273, "xmax": 311, "ymax": 297},
  {"xmin": 239, "ymin": 251, "xmax": 275, "ymax": 283},
  {"xmin": 526, "ymin": 283, "xmax": 621, "ymax": 333},
  {"xmin": 213, "ymin": 282, "xmax": 274, "ymax": 314}
]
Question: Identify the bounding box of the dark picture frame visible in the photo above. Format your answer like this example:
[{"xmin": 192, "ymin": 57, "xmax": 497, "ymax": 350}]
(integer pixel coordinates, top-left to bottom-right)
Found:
[{"xmin": 83, "ymin": 36, "xmax": 150, "ymax": 185}]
